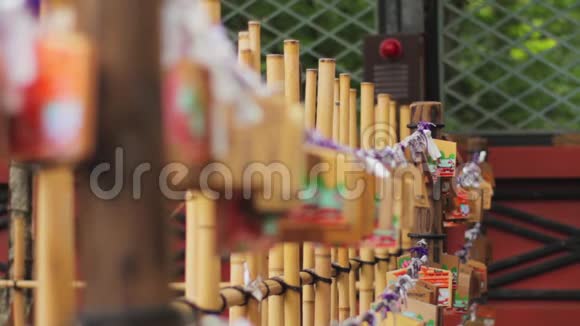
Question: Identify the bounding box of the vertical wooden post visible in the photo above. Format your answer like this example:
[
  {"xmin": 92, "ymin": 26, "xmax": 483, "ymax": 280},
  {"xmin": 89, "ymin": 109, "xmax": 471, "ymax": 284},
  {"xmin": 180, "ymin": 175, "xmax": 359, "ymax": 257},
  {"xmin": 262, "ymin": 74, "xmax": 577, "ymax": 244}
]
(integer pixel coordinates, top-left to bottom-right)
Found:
[
  {"xmin": 375, "ymin": 94, "xmax": 390, "ymax": 149},
  {"xmin": 360, "ymin": 83, "xmax": 375, "ymax": 150},
  {"xmin": 268, "ymin": 244, "xmax": 284, "ymax": 326},
  {"xmin": 283, "ymin": 40, "xmax": 300, "ymax": 104},
  {"xmin": 388, "ymin": 101, "xmax": 398, "ymax": 145},
  {"xmin": 248, "ymin": 21, "xmax": 261, "ymax": 74},
  {"xmin": 338, "ymin": 74, "xmax": 350, "ymax": 145},
  {"xmin": 283, "ymin": 243, "xmax": 300, "ymax": 326},
  {"xmin": 246, "ymin": 253, "xmax": 260, "ymax": 325},
  {"xmin": 76, "ymin": 1, "xmax": 175, "ymax": 323},
  {"xmin": 399, "ymin": 105, "xmax": 411, "ymax": 140},
  {"xmin": 316, "ymin": 59, "xmax": 336, "ymax": 138},
  {"xmin": 337, "ymin": 247, "xmax": 350, "ymax": 321},
  {"xmin": 200, "ymin": 0, "xmax": 221, "ymax": 25},
  {"xmin": 266, "ymin": 54, "xmax": 284, "ymax": 92},
  {"xmin": 348, "ymin": 89, "xmax": 358, "ymax": 148},
  {"xmin": 332, "ymin": 78, "xmax": 340, "ymax": 142},
  {"xmin": 304, "ymin": 69, "xmax": 317, "ymax": 130},
  {"xmin": 229, "ymin": 253, "xmax": 246, "ymax": 324},
  {"xmin": 330, "ymin": 247, "xmax": 338, "ymax": 322},
  {"xmin": 9, "ymin": 163, "xmax": 32, "ymax": 326},
  {"xmin": 35, "ymin": 167, "xmax": 75, "ymax": 326},
  {"xmin": 348, "ymin": 248, "xmax": 357, "ymax": 317},
  {"xmin": 185, "ymin": 192, "xmax": 197, "ymax": 301},
  {"xmin": 196, "ymin": 195, "xmax": 220, "ymax": 313},
  {"xmin": 302, "ymin": 242, "xmax": 315, "ymax": 326},
  {"xmin": 258, "ymin": 253, "xmax": 268, "ymax": 326},
  {"xmin": 359, "ymin": 247, "xmax": 374, "ymax": 312},
  {"xmin": 238, "ymin": 31, "xmax": 250, "ymax": 59},
  {"xmin": 239, "ymin": 49, "xmax": 253, "ymax": 68},
  {"xmin": 314, "ymin": 246, "xmax": 331, "ymax": 326}
]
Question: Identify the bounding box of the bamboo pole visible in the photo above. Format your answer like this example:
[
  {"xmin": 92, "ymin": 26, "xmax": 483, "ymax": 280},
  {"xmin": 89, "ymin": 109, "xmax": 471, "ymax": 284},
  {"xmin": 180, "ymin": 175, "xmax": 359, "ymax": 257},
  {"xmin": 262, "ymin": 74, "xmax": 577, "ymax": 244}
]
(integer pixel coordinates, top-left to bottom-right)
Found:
[
  {"xmin": 283, "ymin": 40, "xmax": 300, "ymax": 104},
  {"xmin": 375, "ymin": 94, "xmax": 390, "ymax": 149},
  {"xmin": 348, "ymin": 248, "xmax": 357, "ymax": 317},
  {"xmin": 302, "ymin": 242, "xmax": 315, "ymax": 326},
  {"xmin": 268, "ymin": 244, "xmax": 284, "ymax": 326},
  {"xmin": 304, "ymin": 69, "xmax": 317, "ymax": 130},
  {"xmin": 332, "ymin": 78, "xmax": 340, "ymax": 142},
  {"xmin": 388, "ymin": 101, "xmax": 398, "ymax": 145},
  {"xmin": 248, "ymin": 21, "xmax": 261, "ymax": 74},
  {"xmin": 258, "ymin": 252, "xmax": 268, "ymax": 326},
  {"xmin": 9, "ymin": 164, "xmax": 32, "ymax": 326},
  {"xmin": 349, "ymin": 89, "xmax": 358, "ymax": 148},
  {"xmin": 196, "ymin": 195, "xmax": 220, "ymax": 313},
  {"xmin": 316, "ymin": 59, "xmax": 336, "ymax": 138},
  {"xmin": 283, "ymin": 243, "xmax": 300, "ymax": 326},
  {"xmin": 229, "ymin": 253, "xmax": 246, "ymax": 324},
  {"xmin": 246, "ymin": 253, "xmax": 260, "ymax": 325},
  {"xmin": 238, "ymin": 31, "xmax": 250, "ymax": 59},
  {"xmin": 185, "ymin": 191, "xmax": 197, "ymax": 302},
  {"xmin": 239, "ymin": 48, "xmax": 253, "ymax": 68},
  {"xmin": 359, "ymin": 248, "xmax": 374, "ymax": 312},
  {"xmin": 35, "ymin": 167, "xmax": 75, "ymax": 326},
  {"xmin": 337, "ymin": 247, "xmax": 350, "ymax": 321},
  {"xmin": 200, "ymin": 0, "xmax": 221, "ymax": 25},
  {"xmin": 339, "ymin": 74, "xmax": 351, "ymax": 145},
  {"xmin": 314, "ymin": 246, "xmax": 331, "ymax": 326},
  {"xmin": 330, "ymin": 248, "xmax": 338, "ymax": 322},
  {"xmin": 266, "ymin": 54, "xmax": 284, "ymax": 92},
  {"xmin": 360, "ymin": 83, "xmax": 375, "ymax": 150},
  {"xmin": 399, "ymin": 105, "xmax": 411, "ymax": 140}
]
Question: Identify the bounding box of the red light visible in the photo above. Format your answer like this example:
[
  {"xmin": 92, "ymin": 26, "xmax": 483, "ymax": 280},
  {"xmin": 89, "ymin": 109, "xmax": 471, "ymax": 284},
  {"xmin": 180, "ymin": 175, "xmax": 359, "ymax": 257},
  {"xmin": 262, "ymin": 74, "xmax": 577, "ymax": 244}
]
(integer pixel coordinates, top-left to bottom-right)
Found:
[{"xmin": 379, "ymin": 38, "xmax": 403, "ymax": 59}]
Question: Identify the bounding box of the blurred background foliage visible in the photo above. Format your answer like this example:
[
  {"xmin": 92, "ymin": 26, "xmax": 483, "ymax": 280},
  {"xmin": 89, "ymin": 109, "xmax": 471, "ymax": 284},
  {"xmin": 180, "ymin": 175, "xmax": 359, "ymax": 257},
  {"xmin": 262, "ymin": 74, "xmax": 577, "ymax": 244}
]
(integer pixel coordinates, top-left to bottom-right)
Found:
[{"xmin": 222, "ymin": 0, "xmax": 579, "ymax": 133}]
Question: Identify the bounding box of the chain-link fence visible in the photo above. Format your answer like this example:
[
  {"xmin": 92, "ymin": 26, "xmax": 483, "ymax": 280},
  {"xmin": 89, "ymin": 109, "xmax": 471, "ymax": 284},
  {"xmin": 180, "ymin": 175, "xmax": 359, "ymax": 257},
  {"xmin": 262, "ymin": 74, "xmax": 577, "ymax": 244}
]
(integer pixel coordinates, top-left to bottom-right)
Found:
[
  {"xmin": 222, "ymin": 0, "xmax": 579, "ymax": 134},
  {"xmin": 222, "ymin": 0, "xmax": 377, "ymax": 88},
  {"xmin": 440, "ymin": 0, "xmax": 580, "ymax": 133}
]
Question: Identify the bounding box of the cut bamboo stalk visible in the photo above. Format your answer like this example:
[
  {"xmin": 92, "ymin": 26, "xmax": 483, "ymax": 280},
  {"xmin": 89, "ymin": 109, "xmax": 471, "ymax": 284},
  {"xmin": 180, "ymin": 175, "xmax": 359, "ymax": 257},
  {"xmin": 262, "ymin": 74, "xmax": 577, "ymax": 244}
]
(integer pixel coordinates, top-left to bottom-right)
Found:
[
  {"xmin": 388, "ymin": 101, "xmax": 398, "ymax": 145},
  {"xmin": 229, "ymin": 253, "xmax": 247, "ymax": 324},
  {"xmin": 268, "ymin": 244, "xmax": 284, "ymax": 326},
  {"xmin": 339, "ymin": 74, "xmax": 351, "ymax": 145},
  {"xmin": 348, "ymin": 248, "xmax": 357, "ymax": 317},
  {"xmin": 196, "ymin": 195, "xmax": 220, "ymax": 313},
  {"xmin": 337, "ymin": 247, "xmax": 350, "ymax": 321},
  {"xmin": 185, "ymin": 191, "xmax": 197, "ymax": 302},
  {"xmin": 283, "ymin": 40, "xmax": 300, "ymax": 104},
  {"xmin": 332, "ymin": 78, "xmax": 340, "ymax": 142},
  {"xmin": 360, "ymin": 82, "xmax": 375, "ymax": 150},
  {"xmin": 399, "ymin": 105, "xmax": 411, "ymax": 140},
  {"xmin": 375, "ymin": 94, "xmax": 390, "ymax": 150},
  {"xmin": 359, "ymin": 247, "xmax": 374, "ymax": 312},
  {"xmin": 246, "ymin": 253, "xmax": 260, "ymax": 325},
  {"xmin": 378, "ymin": 176, "xmax": 394, "ymax": 230},
  {"xmin": 248, "ymin": 21, "xmax": 261, "ymax": 74},
  {"xmin": 9, "ymin": 163, "xmax": 32, "ymax": 326},
  {"xmin": 35, "ymin": 167, "xmax": 75, "ymax": 326},
  {"xmin": 266, "ymin": 54, "xmax": 284, "ymax": 92},
  {"xmin": 201, "ymin": 0, "xmax": 221, "ymax": 25},
  {"xmin": 330, "ymin": 247, "xmax": 338, "ymax": 322},
  {"xmin": 283, "ymin": 243, "xmax": 300, "ymax": 326},
  {"xmin": 349, "ymin": 89, "xmax": 358, "ymax": 148},
  {"xmin": 238, "ymin": 31, "xmax": 250, "ymax": 58},
  {"xmin": 315, "ymin": 59, "xmax": 336, "ymax": 138},
  {"xmin": 239, "ymin": 48, "xmax": 253, "ymax": 68},
  {"xmin": 304, "ymin": 69, "xmax": 317, "ymax": 130},
  {"xmin": 302, "ymin": 242, "xmax": 315, "ymax": 326},
  {"xmin": 374, "ymin": 249, "xmax": 389, "ymax": 297},
  {"xmin": 258, "ymin": 252, "xmax": 268, "ymax": 326},
  {"xmin": 314, "ymin": 246, "xmax": 331, "ymax": 326}
]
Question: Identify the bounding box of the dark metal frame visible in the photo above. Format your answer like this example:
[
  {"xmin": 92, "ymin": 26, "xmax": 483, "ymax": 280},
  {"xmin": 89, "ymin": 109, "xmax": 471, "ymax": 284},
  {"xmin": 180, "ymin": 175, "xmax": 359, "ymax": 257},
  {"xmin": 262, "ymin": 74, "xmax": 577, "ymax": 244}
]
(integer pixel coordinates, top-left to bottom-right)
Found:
[{"xmin": 487, "ymin": 203, "xmax": 580, "ymax": 300}]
